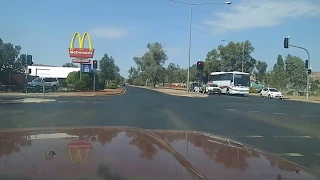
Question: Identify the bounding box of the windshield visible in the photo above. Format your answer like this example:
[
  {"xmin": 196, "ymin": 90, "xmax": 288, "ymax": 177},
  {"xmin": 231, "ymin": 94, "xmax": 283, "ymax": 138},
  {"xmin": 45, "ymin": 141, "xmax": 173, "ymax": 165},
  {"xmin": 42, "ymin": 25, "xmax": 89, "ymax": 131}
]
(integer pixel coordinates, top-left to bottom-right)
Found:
[
  {"xmin": 1, "ymin": 1, "xmax": 319, "ymax": 179},
  {"xmin": 32, "ymin": 78, "xmax": 42, "ymax": 82},
  {"xmin": 234, "ymin": 74, "xmax": 250, "ymax": 87},
  {"xmin": 209, "ymin": 84, "xmax": 218, "ymax": 87},
  {"xmin": 269, "ymin": 88, "xmax": 279, "ymax": 92}
]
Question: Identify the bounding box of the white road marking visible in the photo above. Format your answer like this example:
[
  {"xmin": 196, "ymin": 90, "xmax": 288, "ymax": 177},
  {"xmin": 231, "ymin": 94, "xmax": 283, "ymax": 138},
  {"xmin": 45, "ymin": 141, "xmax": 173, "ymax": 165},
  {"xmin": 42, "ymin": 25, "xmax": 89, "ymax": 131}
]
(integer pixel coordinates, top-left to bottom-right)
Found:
[
  {"xmin": 229, "ymin": 135, "xmax": 264, "ymax": 138},
  {"xmin": 273, "ymin": 135, "xmax": 312, "ymax": 138},
  {"xmin": 273, "ymin": 153, "xmax": 304, "ymax": 157},
  {"xmin": 273, "ymin": 112, "xmax": 286, "ymax": 115},
  {"xmin": 93, "ymin": 102, "xmax": 102, "ymax": 104},
  {"xmin": 301, "ymin": 115, "xmax": 315, "ymax": 118},
  {"xmin": 76, "ymin": 101, "xmax": 85, "ymax": 103},
  {"xmin": 314, "ymin": 153, "xmax": 320, "ymax": 156},
  {"xmin": 58, "ymin": 101, "xmax": 67, "ymax": 103},
  {"xmin": 225, "ymin": 109, "xmax": 236, "ymax": 111},
  {"xmin": 248, "ymin": 110, "xmax": 259, "ymax": 113}
]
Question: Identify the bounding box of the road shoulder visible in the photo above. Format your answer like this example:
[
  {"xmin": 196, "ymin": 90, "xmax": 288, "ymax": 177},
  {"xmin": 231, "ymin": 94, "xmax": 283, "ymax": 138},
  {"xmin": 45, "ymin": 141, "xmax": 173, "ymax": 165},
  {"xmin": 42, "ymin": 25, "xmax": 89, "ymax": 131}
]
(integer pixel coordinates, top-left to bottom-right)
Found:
[{"xmin": 250, "ymin": 93, "xmax": 320, "ymax": 104}]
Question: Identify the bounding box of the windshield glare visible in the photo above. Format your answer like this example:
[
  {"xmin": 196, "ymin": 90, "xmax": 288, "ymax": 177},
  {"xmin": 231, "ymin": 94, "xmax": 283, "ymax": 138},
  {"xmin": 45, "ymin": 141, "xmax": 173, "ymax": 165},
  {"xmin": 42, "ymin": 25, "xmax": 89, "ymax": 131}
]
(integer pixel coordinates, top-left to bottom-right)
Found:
[{"xmin": 32, "ymin": 78, "xmax": 42, "ymax": 82}]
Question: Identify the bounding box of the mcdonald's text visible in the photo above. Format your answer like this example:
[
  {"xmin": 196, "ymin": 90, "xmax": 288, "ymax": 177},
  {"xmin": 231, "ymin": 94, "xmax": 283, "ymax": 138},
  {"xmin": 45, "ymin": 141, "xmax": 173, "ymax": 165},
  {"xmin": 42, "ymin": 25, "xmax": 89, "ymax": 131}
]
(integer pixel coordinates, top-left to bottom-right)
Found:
[{"xmin": 69, "ymin": 48, "xmax": 94, "ymax": 58}]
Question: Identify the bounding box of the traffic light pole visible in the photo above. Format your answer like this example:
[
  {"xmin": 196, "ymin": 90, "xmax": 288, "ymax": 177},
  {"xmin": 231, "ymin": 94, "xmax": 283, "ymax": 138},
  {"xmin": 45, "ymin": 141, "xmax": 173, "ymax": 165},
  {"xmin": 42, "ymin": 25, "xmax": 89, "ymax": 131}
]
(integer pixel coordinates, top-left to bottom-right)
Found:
[
  {"xmin": 93, "ymin": 70, "xmax": 96, "ymax": 94},
  {"xmin": 25, "ymin": 52, "xmax": 28, "ymax": 94},
  {"xmin": 289, "ymin": 45, "xmax": 310, "ymax": 100}
]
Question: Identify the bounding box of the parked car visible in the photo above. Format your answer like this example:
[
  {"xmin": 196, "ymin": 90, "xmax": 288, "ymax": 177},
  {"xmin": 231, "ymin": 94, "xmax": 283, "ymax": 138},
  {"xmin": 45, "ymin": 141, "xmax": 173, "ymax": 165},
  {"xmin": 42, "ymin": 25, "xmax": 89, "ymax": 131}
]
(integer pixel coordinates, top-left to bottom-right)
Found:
[
  {"xmin": 260, "ymin": 87, "xmax": 283, "ymax": 99},
  {"xmin": 27, "ymin": 77, "xmax": 60, "ymax": 92},
  {"xmin": 206, "ymin": 83, "xmax": 222, "ymax": 95}
]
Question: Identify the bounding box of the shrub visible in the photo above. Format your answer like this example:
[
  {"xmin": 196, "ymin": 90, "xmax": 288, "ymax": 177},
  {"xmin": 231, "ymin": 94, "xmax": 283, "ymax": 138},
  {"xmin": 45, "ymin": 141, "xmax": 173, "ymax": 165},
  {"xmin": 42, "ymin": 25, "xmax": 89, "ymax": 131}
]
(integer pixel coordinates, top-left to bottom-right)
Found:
[
  {"xmin": 249, "ymin": 87, "xmax": 257, "ymax": 93},
  {"xmin": 74, "ymin": 80, "xmax": 87, "ymax": 91},
  {"xmin": 106, "ymin": 84, "xmax": 118, "ymax": 89}
]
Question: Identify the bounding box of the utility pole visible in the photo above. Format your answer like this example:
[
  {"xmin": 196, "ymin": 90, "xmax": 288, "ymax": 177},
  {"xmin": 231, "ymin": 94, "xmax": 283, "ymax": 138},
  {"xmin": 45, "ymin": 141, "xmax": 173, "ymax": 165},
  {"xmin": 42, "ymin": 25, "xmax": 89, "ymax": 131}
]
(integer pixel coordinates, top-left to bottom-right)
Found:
[{"xmin": 242, "ymin": 42, "xmax": 244, "ymax": 72}]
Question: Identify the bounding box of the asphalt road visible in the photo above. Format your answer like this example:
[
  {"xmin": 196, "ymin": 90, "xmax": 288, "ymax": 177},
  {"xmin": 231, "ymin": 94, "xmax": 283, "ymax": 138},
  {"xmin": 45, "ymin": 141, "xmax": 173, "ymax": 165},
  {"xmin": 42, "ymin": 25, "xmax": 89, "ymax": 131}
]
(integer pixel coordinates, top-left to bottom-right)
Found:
[{"xmin": 1, "ymin": 86, "xmax": 320, "ymax": 174}]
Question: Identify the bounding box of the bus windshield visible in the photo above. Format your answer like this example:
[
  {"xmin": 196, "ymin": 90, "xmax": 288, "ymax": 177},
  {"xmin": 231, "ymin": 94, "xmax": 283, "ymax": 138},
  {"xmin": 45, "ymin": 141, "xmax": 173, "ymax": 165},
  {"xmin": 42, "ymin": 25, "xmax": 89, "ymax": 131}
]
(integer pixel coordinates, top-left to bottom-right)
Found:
[{"xmin": 234, "ymin": 74, "xmax": 250, "ymax": 87}]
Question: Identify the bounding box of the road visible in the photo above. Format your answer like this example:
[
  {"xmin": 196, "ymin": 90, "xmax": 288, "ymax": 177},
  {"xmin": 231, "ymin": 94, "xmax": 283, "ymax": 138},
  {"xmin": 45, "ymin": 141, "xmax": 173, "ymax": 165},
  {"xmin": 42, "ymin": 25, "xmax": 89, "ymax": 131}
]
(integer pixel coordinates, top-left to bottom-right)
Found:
[{"xmin": 1, "ymin": 86, "xmax": 320, "ymax": 174}]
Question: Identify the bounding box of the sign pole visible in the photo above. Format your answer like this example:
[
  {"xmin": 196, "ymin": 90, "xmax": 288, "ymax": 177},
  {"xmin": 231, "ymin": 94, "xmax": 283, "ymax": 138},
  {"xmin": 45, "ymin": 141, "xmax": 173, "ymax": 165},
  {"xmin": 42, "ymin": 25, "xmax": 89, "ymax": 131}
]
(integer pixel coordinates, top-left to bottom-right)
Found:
[{"xmin": 80, "ymin": 63, "xmax": 82, "ymax": 81}]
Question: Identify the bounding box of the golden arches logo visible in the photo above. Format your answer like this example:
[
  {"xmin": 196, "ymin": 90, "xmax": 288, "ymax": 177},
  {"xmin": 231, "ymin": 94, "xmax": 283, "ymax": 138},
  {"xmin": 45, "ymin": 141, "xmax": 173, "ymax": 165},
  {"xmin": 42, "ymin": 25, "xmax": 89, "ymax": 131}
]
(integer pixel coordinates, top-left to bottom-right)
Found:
[
  {"xmin": 68, "ymin": 32, "xmax": 94, "ymax": 58},
  {"xmin": 68, "ymin": 148, "xmax": 90, "ymax": 163},
  {"xmin": 69, "ymin": 32, "xmax": 93, "ymax": 50}
]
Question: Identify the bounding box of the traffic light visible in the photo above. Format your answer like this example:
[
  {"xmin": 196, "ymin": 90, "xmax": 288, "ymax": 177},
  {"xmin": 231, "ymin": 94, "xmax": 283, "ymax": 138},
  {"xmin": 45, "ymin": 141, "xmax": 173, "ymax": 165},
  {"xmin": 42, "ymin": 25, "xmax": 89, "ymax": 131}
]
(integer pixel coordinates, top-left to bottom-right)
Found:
[
  {"xmin": 27, "ymin": 55, "xmax": 33, "ymax": 65},
  {"xmin": 197, "ymin": 61, "xmax": 204, "ymax": 71},
  {"xmin": 93, "ymin": 60, "xmax": 98, "ymax": 69},
  {"xmin": 305, "ymin": 60, "xmax": 308, "ymax": 69},
  {"xmin": 308, "ymin": 69, "xmax": 311, "ymax": 75},
  {"xmin": 20, "ymin": 54, "xmax": 26, "ymax": 64},
  {"xmin": 284, "ymin": 38, "xmax": 289, "ymax": 48}
]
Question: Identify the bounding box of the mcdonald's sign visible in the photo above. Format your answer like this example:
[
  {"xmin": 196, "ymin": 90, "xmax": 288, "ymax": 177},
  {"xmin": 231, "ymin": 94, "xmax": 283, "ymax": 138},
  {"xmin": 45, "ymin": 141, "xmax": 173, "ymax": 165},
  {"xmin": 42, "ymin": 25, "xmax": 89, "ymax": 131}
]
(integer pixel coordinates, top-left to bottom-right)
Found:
[
  {"xmin": 68, "ymin": 141, "xmax": 92, "ymax": 163},
  {"xmin": 69, "ymin": 32, "xmax": 95, "ymax": 58}
]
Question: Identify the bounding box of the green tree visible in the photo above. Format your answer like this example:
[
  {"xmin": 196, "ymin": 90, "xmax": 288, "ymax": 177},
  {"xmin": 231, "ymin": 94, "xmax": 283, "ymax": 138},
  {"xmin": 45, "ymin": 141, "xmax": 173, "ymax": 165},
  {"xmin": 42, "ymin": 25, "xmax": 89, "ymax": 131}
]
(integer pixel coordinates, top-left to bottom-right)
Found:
[
  {"xmin": 270, "ymin": 55, "xmax": 287, "ymax": 90},
  {"xmin": 0, "ymin": 38, "xmax": 23, "ymax": 74},
  {"xmin": 62, "ymin": 63, "xmax": 78, "ymax": 68},
  {"xmin": 253, "ymin": 61, "xmax": 268, "ymax": 83},
  {"xmin": 131, "ymin": 42, "xmax": 168, "ymax": 87},
  {"xmin": 218, "ymin": 40, "xmax": 256, "ymax": 73},
  {"xmin": 99, "ymin": 54, "xmax": 120, "ymax": 85},
  {"xmin": 285, "ymin": 54, "xmax": 306, "ymax": 91}
]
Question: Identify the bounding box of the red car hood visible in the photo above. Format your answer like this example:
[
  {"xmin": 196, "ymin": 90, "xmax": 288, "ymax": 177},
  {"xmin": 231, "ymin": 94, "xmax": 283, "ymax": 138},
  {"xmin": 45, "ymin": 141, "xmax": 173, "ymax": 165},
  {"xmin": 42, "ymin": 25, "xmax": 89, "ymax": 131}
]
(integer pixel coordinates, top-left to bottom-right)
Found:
[{"xmin": 0, "ymin": 127, "xmax": 318, "ymax": 180}]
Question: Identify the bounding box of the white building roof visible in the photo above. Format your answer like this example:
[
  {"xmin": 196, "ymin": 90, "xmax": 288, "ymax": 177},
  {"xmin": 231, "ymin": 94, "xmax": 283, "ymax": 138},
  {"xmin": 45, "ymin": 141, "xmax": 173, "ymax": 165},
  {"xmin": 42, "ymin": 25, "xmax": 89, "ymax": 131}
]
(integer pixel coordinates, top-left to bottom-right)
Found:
[{"xmin": 27, "ymin": 65, "xmax": 80, "ymax": 78}]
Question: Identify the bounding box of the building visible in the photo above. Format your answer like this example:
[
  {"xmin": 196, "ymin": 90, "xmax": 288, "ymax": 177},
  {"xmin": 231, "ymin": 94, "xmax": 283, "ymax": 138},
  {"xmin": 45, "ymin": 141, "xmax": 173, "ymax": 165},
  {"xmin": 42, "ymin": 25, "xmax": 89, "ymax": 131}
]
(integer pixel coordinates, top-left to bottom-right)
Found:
[{"xmin": 27, "ymin": 65, "xmax": 80, "ymax": 79}]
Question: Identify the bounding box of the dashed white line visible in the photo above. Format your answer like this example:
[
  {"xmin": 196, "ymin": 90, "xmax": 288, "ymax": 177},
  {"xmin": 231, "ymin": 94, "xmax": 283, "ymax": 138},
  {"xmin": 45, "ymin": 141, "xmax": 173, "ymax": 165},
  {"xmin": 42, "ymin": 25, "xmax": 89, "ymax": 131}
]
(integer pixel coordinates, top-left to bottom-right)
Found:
[
  {"xmin": 93, "ymin": 102, "xmax": 102, "ymax": 104},
  {"xmin": 273, "ymin": 135, "xmax": 312, "ymax": 138},
  {"xmin": 273, "ymin": 112, "xmax": 286, "ymax": 115},
  {"xmin": 273, "ymin": 153, "xmax": 304, "ymax": 157},
  {"xmin": 248, "ymin": 110, "xmax": 260, "ymax": 113},
  {"xmin": 76, "ymin": 101, "xmax": 85, "ymax": 103},
  {"xmin": 58, "ymin": 101, "xmax": 67, "ymax": 103},
  {"xmin": 225, "ymin": 109, "xmax": 236, "ymax": 111},
  {"xmin": 301, "ymin": 115, "xmax": 315, "ymax": 118},
  {"xmin": 313, "ymin": 153, "xmax": 320, "ymax": 156}
]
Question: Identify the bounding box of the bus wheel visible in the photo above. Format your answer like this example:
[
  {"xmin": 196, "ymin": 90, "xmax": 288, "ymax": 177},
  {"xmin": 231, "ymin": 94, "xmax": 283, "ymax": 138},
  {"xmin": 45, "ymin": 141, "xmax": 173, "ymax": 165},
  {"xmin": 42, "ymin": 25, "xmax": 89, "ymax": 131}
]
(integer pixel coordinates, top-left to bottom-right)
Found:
[{"xmin": 226, "ymin": 89, "xmax": 230, "ymax": 95}]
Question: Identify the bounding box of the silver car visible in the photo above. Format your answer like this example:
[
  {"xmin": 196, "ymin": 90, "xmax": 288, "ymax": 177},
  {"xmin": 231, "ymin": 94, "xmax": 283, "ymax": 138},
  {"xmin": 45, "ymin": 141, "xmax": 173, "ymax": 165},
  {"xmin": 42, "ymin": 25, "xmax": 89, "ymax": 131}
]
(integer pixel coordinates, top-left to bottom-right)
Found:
[{"xmin": 28, "ymin": 77, "xmax": 60, "ymax": 92}]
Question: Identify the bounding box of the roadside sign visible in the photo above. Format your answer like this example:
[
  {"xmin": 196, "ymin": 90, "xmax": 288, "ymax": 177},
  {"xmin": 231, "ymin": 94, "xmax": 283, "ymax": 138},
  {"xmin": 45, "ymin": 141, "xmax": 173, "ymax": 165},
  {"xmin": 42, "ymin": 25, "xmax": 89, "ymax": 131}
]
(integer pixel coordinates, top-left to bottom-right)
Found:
[
  {"xmin": 72, "ymin": 59, "xmax": 90, "ymax": 63},
  {"xmin": 81, "ymin": 64, "xmax": 92, "ymax": 73}
]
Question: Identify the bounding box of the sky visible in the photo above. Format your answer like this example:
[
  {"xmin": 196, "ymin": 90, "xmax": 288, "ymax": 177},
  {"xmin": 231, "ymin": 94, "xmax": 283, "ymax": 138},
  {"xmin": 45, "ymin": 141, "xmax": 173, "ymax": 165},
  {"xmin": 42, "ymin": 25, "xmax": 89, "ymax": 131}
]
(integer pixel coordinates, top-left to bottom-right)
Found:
[{"xmin": 1, "ymin": 0, "xmax": 320, "ymax": 78}]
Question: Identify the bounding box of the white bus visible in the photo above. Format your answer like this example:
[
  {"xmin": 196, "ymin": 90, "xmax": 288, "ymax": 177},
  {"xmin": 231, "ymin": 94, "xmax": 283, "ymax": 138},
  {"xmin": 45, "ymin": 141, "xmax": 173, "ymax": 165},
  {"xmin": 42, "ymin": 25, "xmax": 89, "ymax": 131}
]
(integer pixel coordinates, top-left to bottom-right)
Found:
[{"xmin": 207, "ymin": 71, "xmax": 250, "ymax": 95}]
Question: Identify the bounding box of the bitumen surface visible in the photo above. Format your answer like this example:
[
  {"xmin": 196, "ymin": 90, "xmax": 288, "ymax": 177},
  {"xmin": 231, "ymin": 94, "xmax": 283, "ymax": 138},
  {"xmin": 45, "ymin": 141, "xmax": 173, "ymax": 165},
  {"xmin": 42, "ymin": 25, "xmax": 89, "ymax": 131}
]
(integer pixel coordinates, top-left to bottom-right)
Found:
[{"xmin": 1, "ymin": 86, "xmax": 320, "ymax": 174}]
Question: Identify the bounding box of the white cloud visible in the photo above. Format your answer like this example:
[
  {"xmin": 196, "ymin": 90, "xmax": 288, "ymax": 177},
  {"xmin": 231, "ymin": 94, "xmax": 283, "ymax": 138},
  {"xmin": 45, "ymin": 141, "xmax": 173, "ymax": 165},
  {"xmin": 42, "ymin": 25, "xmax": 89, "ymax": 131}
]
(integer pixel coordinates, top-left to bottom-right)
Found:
[
  {"xmin": 203, "ymin": 0, "xmax": 320, "ymax": 33},
  {"xmin": 89, "ymin": 27, "xmax": 129, "ymax": 39}
]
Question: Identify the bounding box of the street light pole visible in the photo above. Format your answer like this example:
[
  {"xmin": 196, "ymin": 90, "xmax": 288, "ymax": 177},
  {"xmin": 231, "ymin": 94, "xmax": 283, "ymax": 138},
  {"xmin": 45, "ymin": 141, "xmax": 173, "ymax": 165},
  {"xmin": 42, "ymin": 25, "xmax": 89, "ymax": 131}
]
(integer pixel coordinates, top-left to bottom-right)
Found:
[
  {"xmin": 169, "ymin": 0, "xmax": 231, "ymax": 93},
  {"xmin": 187, "ymin": 5, "xmax": 193, "ymax": 93}
]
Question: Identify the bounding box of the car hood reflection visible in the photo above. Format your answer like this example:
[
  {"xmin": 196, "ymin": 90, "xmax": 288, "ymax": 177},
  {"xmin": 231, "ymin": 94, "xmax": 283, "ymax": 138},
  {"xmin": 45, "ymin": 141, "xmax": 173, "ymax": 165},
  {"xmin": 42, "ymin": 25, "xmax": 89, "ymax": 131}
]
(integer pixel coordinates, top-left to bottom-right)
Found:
[{"xmin": 0, "ymin": 127, "xmax": 318, "ymax": 180}]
